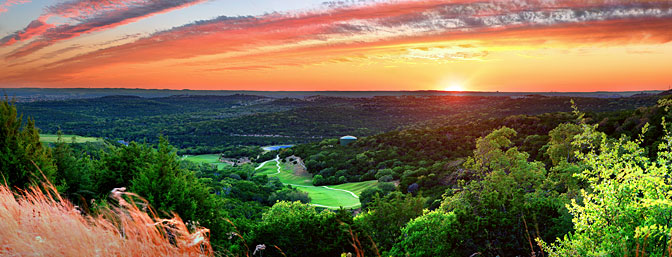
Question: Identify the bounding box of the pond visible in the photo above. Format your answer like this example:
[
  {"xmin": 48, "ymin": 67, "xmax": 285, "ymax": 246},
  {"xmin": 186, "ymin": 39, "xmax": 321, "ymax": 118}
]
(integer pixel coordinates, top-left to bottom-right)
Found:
[{"xmin": 262, "ymin": 145, "xmax": 294, "ymax": 151}]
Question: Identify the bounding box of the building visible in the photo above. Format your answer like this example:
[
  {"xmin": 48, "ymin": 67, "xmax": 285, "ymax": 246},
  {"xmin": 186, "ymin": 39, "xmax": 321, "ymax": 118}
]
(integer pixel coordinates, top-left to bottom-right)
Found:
[{"xmin": 339, "ymin": 135, "xmax": 357, "ymax": 146}]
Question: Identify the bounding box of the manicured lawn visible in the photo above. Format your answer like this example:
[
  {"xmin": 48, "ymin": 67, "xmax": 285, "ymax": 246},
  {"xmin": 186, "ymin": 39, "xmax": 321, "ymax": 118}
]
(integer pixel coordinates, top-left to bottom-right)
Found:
[
  {"xmin": 256, "ymin": 161, "xmax": 312, "ymax": 186},
  {"xmin": 183, "ymin": 154, "xmax": 229, "ymax": 169},
  {"xmin": 329, "ymin": 180, "xmax": 378, "ymax": 196},
  {"xmin": 255, "ymin": 161, "xmax": 280, "ymax": 174},
  {"xmin": 256, "ymin": 160, "xmax": 377, "ymax": 209},
  {"xmin": 40, "ymin": 134, "xmax": 102, "ymax": 144},
  {"xmin": 293, "ymin": 185, "xmax": 361, "ymax": 209}
]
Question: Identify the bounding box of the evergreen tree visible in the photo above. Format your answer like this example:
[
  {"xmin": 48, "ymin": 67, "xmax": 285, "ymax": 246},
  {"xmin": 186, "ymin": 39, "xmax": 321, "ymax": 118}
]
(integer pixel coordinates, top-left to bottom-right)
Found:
[
  {"xmin": 52, "ymin": 131, "xmax": 95, "ymax": 202},
  {"xmin": 0, "ymin": 98, "xmax": 56, "ymax": 189}
]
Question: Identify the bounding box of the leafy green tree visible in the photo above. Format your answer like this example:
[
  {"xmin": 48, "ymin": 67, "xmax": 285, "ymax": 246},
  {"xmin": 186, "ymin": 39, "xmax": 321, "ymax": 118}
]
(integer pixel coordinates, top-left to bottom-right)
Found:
[
  {"xmin": 543, "ymin": 119, "xmax": 672, "ymax": 256},
  {"xmin": 543, "ymin": 122, "xmax": 586, "ymax": 198},
  {"xmin": 0, "ymin": 99, "xmax": 56, "ymax": 189},
  {"xmin": 94, "ymin": 141, "xmax": 152, "ymax": 195},
  {"xmin": 249, "ymin": 201, "xmax": 353, "ymax": 257},
  {"xmin": 94, "ymin": 137, "xmax": 230, "ymax": 248},
  {"xmin": 440, "ymin": 127, "xmax": 572, "ymax": 255},
  {"xmin": 359, "ymin": 182, "xmax": 396, "ymax": 209},
  {"xmin": 312, "ymin": 174, "xmax": 324, "ymax": 185},
  {"xmin": 268, "ymin": 188, "xmax": 310, "ymax": 204},
  {"xmin": 355, "ymin": 192, "xmax": 424, "ymax": 254},
  {"xmin": 51, "ymin": 132, "xmax": 95, "ymax": 202},
  {"xmin": 390, "ymin": 210, "xmax": 461, "ymax": 257},
  {"xmin": 546, "ymin": 123, "xmax": 582, "ymax": 166},
  {"xmin": 469, "ymin": 127, "xmax": 522, "ymax": 176}
]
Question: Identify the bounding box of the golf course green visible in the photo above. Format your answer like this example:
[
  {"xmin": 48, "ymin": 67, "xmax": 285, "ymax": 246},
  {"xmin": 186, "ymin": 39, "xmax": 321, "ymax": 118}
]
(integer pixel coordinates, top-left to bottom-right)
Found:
[
  {"xmin": 255, "ymin": 157, "xmax": 377, "ymax": 209},
  {"xmin": 182, "ymin": 154, "xmax": 229, "ymax": 169}
]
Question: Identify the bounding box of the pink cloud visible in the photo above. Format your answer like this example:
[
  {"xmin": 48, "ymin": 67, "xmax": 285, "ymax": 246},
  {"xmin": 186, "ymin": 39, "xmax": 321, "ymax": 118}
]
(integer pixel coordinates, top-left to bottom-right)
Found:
[
  {"xmin": 0, "ymin": 0, "xmax": 30, "ymax": 13},
  {"xmin": 1, "ymin": 0, "xmax": 206, "ymax": 57}
]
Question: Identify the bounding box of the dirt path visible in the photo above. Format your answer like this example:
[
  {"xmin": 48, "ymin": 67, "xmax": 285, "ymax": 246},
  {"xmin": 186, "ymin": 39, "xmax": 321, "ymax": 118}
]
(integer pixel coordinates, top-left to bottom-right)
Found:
[{"xmin": 255, "ymin": 155, "xmax": 280, "ymax": 172}]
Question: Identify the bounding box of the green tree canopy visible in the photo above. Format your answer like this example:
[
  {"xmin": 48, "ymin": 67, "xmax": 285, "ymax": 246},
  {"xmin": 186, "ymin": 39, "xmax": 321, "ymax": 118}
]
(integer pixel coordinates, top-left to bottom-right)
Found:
[
  {"xmin": 544, "ymin": 118, "xmax": 672, "ymax": 256},
  {"xmin": 440, "ymin": 127, "xmax": 572, "ymax": 255},
  {"xmin": 0, "ymin": 99, "xmax": 56, "ymax": 189},
  {"xmin": 390, "ymin": 210, "xmax": 461, "ymax": 257}
]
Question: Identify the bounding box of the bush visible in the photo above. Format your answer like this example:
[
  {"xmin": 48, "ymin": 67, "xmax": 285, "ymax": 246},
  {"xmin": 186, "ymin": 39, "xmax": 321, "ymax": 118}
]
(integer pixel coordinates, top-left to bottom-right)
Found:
[
  {"xmin": 268, "ymin": 188, "xmax": 310, "ymax": 204},
  {"xmin": 544, "ymin": 119, "xmax": 672, "ymax": 256},
  {"xmin": 248, "ymin": 201, "xmax": 354, "ymax": 257},
  {"xmin": 355, "ymin": 192, "xmax": 424, "ymax": 254},
  {"xmin": 390, "ymin": 210, "xmax": 461, "ymax": 257}
]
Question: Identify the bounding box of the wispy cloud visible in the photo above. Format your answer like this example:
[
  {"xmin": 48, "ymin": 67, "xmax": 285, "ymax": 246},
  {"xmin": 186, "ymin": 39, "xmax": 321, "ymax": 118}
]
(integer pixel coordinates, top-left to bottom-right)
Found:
[
  {"xmin": 0, "ymin": 0, "xmax": 30, "ymax": 14},
  {"xmin": 45, "ymin": 1, "xmax": 672, "ymax": 65},
  {"xmin": 1, "ymin": 0, "xmax": 206, "ymax": 58}
]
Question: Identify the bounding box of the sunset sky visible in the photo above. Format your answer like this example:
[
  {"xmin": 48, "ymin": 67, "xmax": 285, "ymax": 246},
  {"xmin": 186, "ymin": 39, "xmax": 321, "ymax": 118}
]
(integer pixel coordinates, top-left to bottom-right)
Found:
[{"xmin": 0, "ymin": 0, "xmax": 671, "ymax": 91}]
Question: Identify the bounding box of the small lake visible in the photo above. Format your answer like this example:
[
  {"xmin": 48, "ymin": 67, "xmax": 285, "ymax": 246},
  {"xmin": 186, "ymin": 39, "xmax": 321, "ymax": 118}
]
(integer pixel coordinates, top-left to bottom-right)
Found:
[{"xmin": 262, "ymin": 145, "xmax": 294, "ymax": 151}]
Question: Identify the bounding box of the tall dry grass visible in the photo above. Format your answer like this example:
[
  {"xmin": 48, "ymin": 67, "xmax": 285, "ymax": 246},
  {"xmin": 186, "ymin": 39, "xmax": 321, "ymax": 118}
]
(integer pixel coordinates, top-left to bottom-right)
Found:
[{"xmin": 0, "ymin": 183, "xmax": 212, "ymax": 256}]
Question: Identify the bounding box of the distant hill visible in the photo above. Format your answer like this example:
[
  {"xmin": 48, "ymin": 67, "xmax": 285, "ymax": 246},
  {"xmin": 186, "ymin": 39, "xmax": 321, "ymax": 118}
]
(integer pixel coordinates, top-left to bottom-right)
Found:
[
  {"xmin": 2, "ymin": 88, "xmax": 664, "ymax": 102},
  {"xmin": 658, "ymin": 89, "xmax": 672, "ymax": 96}
]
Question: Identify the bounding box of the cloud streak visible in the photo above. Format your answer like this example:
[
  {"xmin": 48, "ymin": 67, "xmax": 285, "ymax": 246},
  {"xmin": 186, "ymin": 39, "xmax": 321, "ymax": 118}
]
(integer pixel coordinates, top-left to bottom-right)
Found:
[
  {"xmin": 0, "ymin": 0, "xmax": 29, "ymax": 13},
  {"xmin": 1, "ymin": 0, "xmax": 206, "ymax": 58}
]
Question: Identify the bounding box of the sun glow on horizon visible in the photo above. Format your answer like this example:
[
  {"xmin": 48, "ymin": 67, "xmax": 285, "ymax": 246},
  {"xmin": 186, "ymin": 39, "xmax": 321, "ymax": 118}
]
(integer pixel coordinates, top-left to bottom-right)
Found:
[{"xmin": 444, "ymin": 83, "xmax": 466, "ymax": 92}]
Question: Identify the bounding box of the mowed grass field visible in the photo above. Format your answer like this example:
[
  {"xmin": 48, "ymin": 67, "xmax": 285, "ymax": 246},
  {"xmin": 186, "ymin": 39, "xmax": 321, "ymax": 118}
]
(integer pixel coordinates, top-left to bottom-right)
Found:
[
  {"xmin": 40, "ymin": 134, "xmax": 103, "ymax": 143},
  {"xmin": 255, "ymin": 160, "xmax": 377, "ymax": 209},
  {"xmin": 255, "ymin": 161, "xmax": 312, "ymax": 185},
  {"xmin": 328, "ymin": 180, "xmax": 378, "ymax": 196},
  {"xmin": 183, "ymin": 154, "xmax": 229, "ymax": 169}
]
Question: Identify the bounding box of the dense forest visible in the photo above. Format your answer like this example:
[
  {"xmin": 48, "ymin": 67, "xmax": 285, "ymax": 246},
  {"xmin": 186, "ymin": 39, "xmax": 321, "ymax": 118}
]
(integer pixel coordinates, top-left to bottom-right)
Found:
[
  {"xmin": 17, "ymin": 94, "xmax": 657, "ymax": 154},
  {"xmin": 3, "ymin": 93, "xmax": 672, "ymax": 256}
]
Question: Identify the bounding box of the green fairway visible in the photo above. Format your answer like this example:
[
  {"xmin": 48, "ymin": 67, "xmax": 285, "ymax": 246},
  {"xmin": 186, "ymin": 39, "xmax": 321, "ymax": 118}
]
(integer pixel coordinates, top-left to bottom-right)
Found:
[
  {"xmin": 328, "ymin": 180, "xmax": 378, "ymax": 196},
  {"xmin": 255, "ymin": 158, "xmax": 376, "ymax": 209},
  {"xmin": 256, "ymin": 160, "xmax": 312, "ymax": 186},
  {"xmin": 183, "ymin": 154, "xmax": 229, "ymax": 169},
  {"xmin": 40, "ymin": 134, "xmax": 102, "ymax": 143}
]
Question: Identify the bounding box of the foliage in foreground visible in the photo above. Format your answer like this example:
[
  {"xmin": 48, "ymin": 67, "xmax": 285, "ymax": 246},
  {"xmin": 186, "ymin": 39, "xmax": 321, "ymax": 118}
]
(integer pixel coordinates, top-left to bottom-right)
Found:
[
  {"xmin": 355, "ymin": 192, "xmax": 424, "ymax": 255},
  {"xmin": 544, "ymin": 109, "xmax": 672, "ymax": 256},
  {"xmin": 390, "ymin": 209, "xmax": 462, "ymax": 257},
  {"xmin": 246, "ymin": 201, "xmax": 356, "ymax": 257},
  {"xmin": 389, "ymin": 127, "xmax": 573, "ymax": 256},
  {"xmin": 0, "ymin": 183, "xmax": 212, "ymax": 256},
  {"xmin": 0, "ymin": 99, "xmax": 56, "ymax": 189}
]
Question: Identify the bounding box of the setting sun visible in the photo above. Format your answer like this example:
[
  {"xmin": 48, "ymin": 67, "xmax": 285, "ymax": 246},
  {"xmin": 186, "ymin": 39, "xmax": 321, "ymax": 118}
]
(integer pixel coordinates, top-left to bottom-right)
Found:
[{"xmin": 445, "ymin": 83, "xmax": 466, "ymax": 92}]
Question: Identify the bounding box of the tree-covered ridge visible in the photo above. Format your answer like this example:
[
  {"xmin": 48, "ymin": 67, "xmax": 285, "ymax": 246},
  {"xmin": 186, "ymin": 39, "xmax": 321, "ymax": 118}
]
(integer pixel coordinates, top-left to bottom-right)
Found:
[{"xmin": 17, "ymin": 94, "xmax": 658, "ymax": 154}]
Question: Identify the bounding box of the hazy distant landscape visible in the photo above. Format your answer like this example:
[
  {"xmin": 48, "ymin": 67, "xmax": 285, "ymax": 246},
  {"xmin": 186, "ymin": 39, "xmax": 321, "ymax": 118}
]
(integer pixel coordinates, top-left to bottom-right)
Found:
[{"xmin": 3, "ymin": 88, "xmax": 664, "ymax": 102}]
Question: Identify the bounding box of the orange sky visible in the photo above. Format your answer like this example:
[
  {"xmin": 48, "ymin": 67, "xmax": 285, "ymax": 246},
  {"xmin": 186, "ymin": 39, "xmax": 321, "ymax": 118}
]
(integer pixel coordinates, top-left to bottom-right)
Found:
[{"xmin": 1, "ymin": 0, "xmax": 671, "ymax": 91}]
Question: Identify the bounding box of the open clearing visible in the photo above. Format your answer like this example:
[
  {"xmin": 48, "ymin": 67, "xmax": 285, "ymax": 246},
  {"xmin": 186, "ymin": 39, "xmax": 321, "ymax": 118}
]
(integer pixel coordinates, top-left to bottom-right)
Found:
[
  {"xmin": 255, "ymin": 158, "xmax": 377, "ymax": 209},
  {"xmin": 183, "ymin": 154, "xmax": 229, "ymax": 169},
  {"xmin": 40, "ymin": 134, "xmax": 103, "ymax": 144}
]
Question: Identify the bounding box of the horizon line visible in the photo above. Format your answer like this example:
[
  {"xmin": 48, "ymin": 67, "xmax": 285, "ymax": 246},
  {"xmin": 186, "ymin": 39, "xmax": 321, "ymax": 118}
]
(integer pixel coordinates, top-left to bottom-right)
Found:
[{"xmin": 0, "ymin": 87, "xmax": 666, "ymax": 94}]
